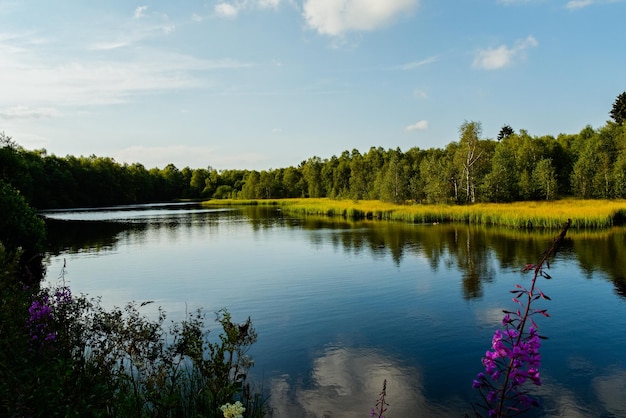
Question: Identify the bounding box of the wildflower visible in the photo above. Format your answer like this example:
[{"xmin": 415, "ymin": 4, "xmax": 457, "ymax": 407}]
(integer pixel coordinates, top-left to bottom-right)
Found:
[
  {"xmin": 53, "ymin": 286, "xmax": 72, "ymax": 304},
  {"xmin": 28, "ymin": 296, "xmax": 56, "ymax": 345},
  {"xmin": 27, "ymin": 286, "xmax": 73, "ymax": 347},
  {"xmin": 472, "ymin": 219, "xmax": 570, "ymax": 417},
  {"xmin": 220, "ymin": 401, "xmax": 245, "ymax": 418}
]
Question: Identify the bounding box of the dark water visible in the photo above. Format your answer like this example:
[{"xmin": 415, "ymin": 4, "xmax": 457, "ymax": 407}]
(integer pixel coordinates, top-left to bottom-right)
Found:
[{"xmin": 42, "ymin": 203, "xmax": 626, "ymax": 417}]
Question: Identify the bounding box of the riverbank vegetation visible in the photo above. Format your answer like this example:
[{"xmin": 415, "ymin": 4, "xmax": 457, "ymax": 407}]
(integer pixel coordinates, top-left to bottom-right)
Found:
[
  {"xmin": 2, "ymin": 94, "xmax": 626, "ymax": 210},
  {"xmin": 0, "ymin": 267, "xmax": 267, "ymax": 417},
  {"xmin": 1, "ymin": 92, "xmax": 626, "ymax": 416},
  {"xmin": 203, "ymin": 198, "xmax": 626, "ymax": 229},
  {"xmin": 1, "ymin": 162, "xmax": 268, "ymax": 417}
]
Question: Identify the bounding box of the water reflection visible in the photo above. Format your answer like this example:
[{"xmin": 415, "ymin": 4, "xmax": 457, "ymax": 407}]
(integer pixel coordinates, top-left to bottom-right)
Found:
[
  {"xmin": 266, "ymin": 343, "xmax": 626, "ymax": 418},
  {"xmin": 42, "ymin": 206, "xmax": 626, "ymax": 301},
  {"xmin": 40, "ymin": 204, "xmax": 626, "ymax": 417},
  {"xmin": 593, "ymin": 371, "xmax": 626, "ymax": 416},
  {"xmin": 268, "ymin": 345, "xmax": 459, "ymax": 417}
]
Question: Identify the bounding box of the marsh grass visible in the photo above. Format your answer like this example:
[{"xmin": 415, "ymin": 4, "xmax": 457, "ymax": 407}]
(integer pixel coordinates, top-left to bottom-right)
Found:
[{"xmin": 203, "ymin": 198, "xmax": 626, "ymax": 229}]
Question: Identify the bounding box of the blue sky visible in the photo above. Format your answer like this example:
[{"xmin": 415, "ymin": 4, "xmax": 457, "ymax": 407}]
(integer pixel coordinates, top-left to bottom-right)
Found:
[{"xmin": 1, "ymin": 0, "xmax": 625, "ymax": 170}]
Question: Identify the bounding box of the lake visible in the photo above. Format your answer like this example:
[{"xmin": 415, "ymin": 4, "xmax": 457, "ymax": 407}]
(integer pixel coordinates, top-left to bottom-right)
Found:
[{"xmin": 42, "ymin": 203, "xmax": 626, "ymax": 417}]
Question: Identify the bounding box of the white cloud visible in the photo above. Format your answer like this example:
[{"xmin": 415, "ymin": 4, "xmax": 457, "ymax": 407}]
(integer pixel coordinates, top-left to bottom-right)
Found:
[
  {"xmin": 0, "ymin": 105, "xmax": 60, "ymax": 119},
  {"xmin": 191, "ymin": 13, "xmax": 205, "ymax": 22},
  {"xmin": 303, "ymin": 0, "xmax": 419, "ymax": 36},
  {"xmin": 405, "ymin": 120, "xmax": 428, "ymax": 131},
  {"xmin": 134, "ymin": 5, "xmax": 148, "ymax": 19},
  {"xmin": 259, "ymin": 0, "xmax": 281, "ymax": 8},
  {"xmin": 90, "ymin": 41, "xmax": 131, "ymax": 50},
  {"xmin": 215, "ymin": 2, "xmax": 239, "ymax": 18},
  {"xmin": 0, "ymin": 37, "xmax": 254, "ymax": 108},
  {"xmin": 162, "ymin": 24, "xmax": 176, "ymax": 34},
  {"xmin": 390, "ymin": 56, "xmax": 436, "ymax": 70},
  {"xmin": 565, "ymin": 0, "xmax": 594, "ymax": 9},
  {"xmin": 472, "ymin": 35, "xmax": 538, "ymax": 70},
  {"xmin": 214, "ymin": 0, "xmax": 284, "ymax": 18}
]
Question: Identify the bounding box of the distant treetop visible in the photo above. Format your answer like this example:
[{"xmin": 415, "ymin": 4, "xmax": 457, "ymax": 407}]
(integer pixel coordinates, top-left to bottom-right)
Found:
[
  {"xmin": 497, "ymin": 125, "xmax": 514, "ymax": 141},
  {"xmin": 610, "ymin": 91, "xmax": 626, "ymax": 125}
]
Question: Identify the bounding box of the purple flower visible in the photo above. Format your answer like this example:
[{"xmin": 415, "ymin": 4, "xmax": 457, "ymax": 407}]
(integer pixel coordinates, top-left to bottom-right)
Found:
[
  {"xmin": 26, "ymin": 287, "xmax": 72, "ymax": 348},
  {"xmin": 472, "ymin": 220, "xmax": 570, "ymax": 417}
]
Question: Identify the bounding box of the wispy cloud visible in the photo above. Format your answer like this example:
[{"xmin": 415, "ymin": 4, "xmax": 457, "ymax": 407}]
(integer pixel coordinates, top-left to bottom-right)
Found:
[
  {"xmin": 472, "ymin": 35, "xmax": 538, "ymax": 70},
  {"xmin": 565, "ymin": 0, "xmax": 594, "ymax": 9},
  {"xmin": 413, "ymin": 89, "xmax": 428, "ymax": 99},
  {"xmin": 134, "ymin": 5, "xmax": 148, "ymax": 19},
  {"xmin": 303, "ymin": 0, "xmax": 418, "ymax": 36},
  {"xmin": 114, "ymin": 145, "xmax": 267, "ymax": 169},
  {"xmin": 0, "ymin": 32, "xmax": 254, "ymax": 109},
  {"xmin": 88, "ymin": 6, "xmax": 177, "ymax": 51},
  {"xmin": 389, "ymin": 56, "xmax": 436, "ymax": 70},
  {"xmin": 496, "ymin": 0, "xmax": 539, "ymax": 4},
  {"xmin": 405, "ymin": 120, "xmax": 428, "ymax": 131},
  {"xmin": 542, "ymin": 0, "xmax": 626, "ymax": 10},
  {"xmin": 214, "ymin": 0, "xmax": 285, "ymax": 19},
  {"xmin": 0, "ymin": 105, "xmax": 60, "ymax": 120}
]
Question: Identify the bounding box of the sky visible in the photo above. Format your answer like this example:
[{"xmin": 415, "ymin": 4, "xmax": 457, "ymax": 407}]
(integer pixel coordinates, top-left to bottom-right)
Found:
[{"xmin": 1, "ymin": 0, "xmax": 625, "ymax": 171}]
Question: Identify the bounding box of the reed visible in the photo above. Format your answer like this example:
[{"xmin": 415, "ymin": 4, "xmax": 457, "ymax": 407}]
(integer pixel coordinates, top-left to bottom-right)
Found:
[{"xmin": 202, "ymin": 198, "xmax": 626, "ymax": 229}]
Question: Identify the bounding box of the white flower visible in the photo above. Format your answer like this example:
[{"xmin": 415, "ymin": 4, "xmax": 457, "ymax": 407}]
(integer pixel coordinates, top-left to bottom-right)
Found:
[{"xmin": 220, "ymin": 401, "xmax": 245, "ymax": 418}]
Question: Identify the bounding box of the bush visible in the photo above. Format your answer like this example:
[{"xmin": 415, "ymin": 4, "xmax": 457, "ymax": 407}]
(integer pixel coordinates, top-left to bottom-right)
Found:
[
  {"xmin": 1, "ymin": 269, "xmax": 268, "ymax": 417},
  {"xmin": 0, "ymin": 179, "xmax": 46, "ymax": 284}
]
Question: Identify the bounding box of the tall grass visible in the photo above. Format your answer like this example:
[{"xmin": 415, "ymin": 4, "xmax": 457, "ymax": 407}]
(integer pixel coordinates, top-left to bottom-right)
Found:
[{"xmin": 202, "ymin": 198, "xmax": 626, "ymax": 229}]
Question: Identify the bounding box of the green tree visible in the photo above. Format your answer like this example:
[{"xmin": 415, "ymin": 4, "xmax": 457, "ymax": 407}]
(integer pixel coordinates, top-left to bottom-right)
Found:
[
  {"xmin": 348, "ymin": 149, "xmax": 370, "ymax": 200},
  {"xmin": 497, "ymin": 124, "xmax": 514, "ymax": 141},
  {"xmin": 482, "ymin": 139, "xmax": 518, "ymax": 202},
  {"xmin": 241, "ymin": 171, "xmax": 261, "ymax": 199},
  {"xmin": 301, "ymin": 157, "xmax": 324, "ymax": 198},
  {"xmin": 258, "ymin": 170, "xmax": 279, "ymax": 199},
  {"xmin": 454, "ymin": 121, "xmax": 492, "ymax": 203},
  {"xmin": 282, "ymin": 166, "xmax": 304, "ymax": 197},
  {"xmin": 0, "ymin": 179, "xmax": 46, "ymax": 283},
  {"xmin": 610, "ymin": 91, "xmax": 626, "ymax": 125},
  {"xmin": 532, "ymin": 158, "xmax": 558, "ymax": 200},
  {"xmin": 333, "ymin": 150, "xmax": 352, "ymax": 198},
  {"xmin": 190, "ymin": 168, "xmax": 210, "ymax": 198},
  {"xmin": 571, "ymin": 145, "xmax": 597, "ymax": 198},
  {"xmin": 419, "ymin": 149, "xmax": 453, "ymax": 204},
  {"xmin": 379, "ymin": 148, "xmax": 409, "ymax": 203}
]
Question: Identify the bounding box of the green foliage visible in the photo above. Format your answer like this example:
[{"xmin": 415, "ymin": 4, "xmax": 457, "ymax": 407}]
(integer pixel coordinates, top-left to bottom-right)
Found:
[
  {"xmin": 532, "ymin": 158, "xmax": 558, "ymax": 200},
  {"xmin": 3, "ymin": 93, "xmax": 626, "ymax": 208},
  {"xmin": 0, "ymin": 179, "xmax": 46, "ymax": 252},
  {"xmin": 0, "ymin": 179, "xmax": 46, "ymax": 283},
  {"xmin": 497, "ymin": 124, "xmax": 514, "ymax": 141},
  {"xmin": 0, "ymin": 273, "xmax": 267, "ymax": 417},
  {"xmin": 610, "ymin": 91, "xmax": 626, "ymax": 125}
]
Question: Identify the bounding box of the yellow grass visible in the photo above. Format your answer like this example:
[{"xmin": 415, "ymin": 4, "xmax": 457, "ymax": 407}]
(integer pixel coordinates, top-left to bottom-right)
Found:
[{"xmin": 202, "ymin": 198, "xmax": 626, "ymax": 229}]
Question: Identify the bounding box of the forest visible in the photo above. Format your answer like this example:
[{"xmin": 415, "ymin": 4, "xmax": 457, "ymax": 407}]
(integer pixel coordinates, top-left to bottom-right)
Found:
[{"xmin": 2, "ymin": 93, "xmax": 626, "ymax": 210}]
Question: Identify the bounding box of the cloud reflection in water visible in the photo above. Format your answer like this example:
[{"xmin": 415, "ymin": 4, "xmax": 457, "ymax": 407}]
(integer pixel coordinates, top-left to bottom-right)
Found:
[{"xmin": 268, "ymin": 345, "xmax": 460, "ymax": 417}]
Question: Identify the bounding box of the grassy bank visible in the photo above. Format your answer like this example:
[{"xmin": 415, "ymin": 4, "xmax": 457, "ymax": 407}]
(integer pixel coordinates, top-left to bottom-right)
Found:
[{"xmin": 202, "ymin": 198, "xmax": 626, "ymax": 229}]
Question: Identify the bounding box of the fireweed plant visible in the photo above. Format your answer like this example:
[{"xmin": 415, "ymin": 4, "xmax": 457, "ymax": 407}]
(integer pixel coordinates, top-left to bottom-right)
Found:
[
  {"xmin": 470, "ymin": 219, "xmax": 571, "ymax": 417},
  {"xmin": 369, "ymin": 220, "xmax": 570, "ymax": 418}
]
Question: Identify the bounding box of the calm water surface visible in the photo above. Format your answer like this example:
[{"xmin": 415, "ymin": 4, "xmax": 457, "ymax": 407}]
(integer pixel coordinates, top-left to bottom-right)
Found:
[{"xmin": 42, "ymin": 203, "xmax": 626, "ymax": 417}]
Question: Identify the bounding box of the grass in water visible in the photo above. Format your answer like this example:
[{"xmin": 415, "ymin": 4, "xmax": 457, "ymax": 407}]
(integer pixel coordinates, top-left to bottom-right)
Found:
[{"xmin": 202, "ymin": 198, "xmax": 626, "ymax": 229}]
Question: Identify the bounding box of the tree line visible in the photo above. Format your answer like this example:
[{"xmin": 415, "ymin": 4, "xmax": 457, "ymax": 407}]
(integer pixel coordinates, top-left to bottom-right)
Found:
[{"xmin": 2, "ymin": 94, "xmax": 626, "ymax": 210}]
